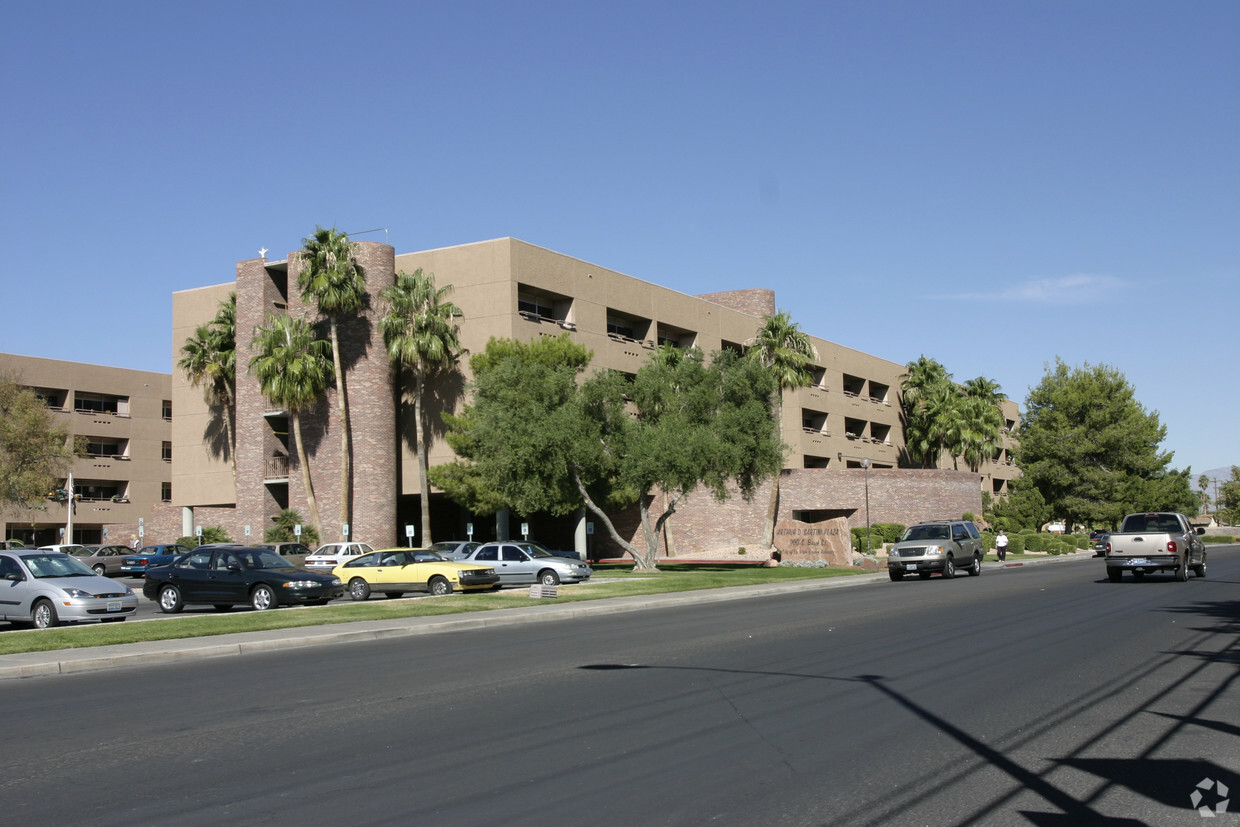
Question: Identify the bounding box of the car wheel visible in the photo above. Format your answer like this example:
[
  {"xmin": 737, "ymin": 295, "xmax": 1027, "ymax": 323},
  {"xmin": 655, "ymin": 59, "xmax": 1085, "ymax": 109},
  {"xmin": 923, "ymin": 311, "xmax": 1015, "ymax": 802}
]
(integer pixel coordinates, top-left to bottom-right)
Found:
[
  {"xmin": 213, "ymin": 604, "xmax": 232, "ymax": 612},
  {"xmin": 941, "ymin": 556, "xmax": 955, "ymax": 579},
  {"xmin": 1174, "ymin": 559, "xmax": 1189, "ymax": 582},
  {"xmin": 1107, "ymin": 568, "xmax": 1122, "ymax": 583},
  {"xmin": 1194, "ymin": 561, "xmax": 1207, "ymax": 578},
  {"xmin": 158, "ymin": 585, "xmax": 184, "ymax": 613},
  {"xmin": 384, "ymin": 592, "xmax": 404, "ymax": 599},
  {"xmin": 967, "ymin": 554, "xmax": 981, "ymax": 576},
  {"xmin": 888, "ymin": 569, "xmax": 903, "ymax": 582},
  {"xmin": 93, "ymin": 564, "xmax": 107, "ymax": 576},
  {"xmin": 429, "ymin": 576, "xmax": 453, "ymax": 596},
  {"xmin": 348, "ymin": 578, "xmax": 371, "ymax": 601},
  {"xmin": 250, "ymin": 584, "xmax": 277, "ymax": 611},
  {"xmin": 539, "ymin": 570, "xmax": 561, "ymax": 587},
  {"xmin": 32, "ymin": 599, "xmax": 59, "ymax": 629}
]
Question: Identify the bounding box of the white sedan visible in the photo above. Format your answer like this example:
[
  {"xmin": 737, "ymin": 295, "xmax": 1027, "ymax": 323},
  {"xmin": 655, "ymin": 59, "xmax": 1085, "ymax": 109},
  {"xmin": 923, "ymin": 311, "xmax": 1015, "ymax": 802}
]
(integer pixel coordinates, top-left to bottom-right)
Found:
[{"xmin": 303, "ymin": 542, "xmax": 375, "ymax": 570}]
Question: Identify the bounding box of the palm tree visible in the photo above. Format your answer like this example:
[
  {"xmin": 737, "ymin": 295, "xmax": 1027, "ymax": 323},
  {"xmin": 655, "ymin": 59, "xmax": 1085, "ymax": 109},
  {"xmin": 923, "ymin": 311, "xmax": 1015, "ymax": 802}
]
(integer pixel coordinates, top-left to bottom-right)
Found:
[
  {"xmin": 298, "ymin": 226, "xmax": 367, "ymax": 540},
  {"xmin": 249, "ymin": 312, "xmax": 333, "ymax": 540},
  {"xmin": 900, "ymin": 356, "xmax": 952, "ymax": 467},
  {"xmin": 378, "ymin": 269, "xmax": 464, "ymax": 546},
  {"xmin": 178, "ymin": 293, "xmax": 237, "ymax": 487},
  {"xmin": 956, "ymin": 394, "xmax": 1005, "ymax": 472},
  {"xmin": 1198, "ymin": 473, "xmax": 1211, "ymax": 515},
  {"xmin": 746, "ymin": 311, "xmax": 817, "ymax": 549}
]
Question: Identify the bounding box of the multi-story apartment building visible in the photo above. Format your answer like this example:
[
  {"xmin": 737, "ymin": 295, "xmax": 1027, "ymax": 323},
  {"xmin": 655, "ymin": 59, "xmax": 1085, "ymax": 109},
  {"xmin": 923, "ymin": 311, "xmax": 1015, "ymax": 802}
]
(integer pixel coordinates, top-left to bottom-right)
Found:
[
  {"xmin": 0, "ymin": 354, "xmax": 173, "ymax": 547},
  {"xmin": 172, "ymin": 237, "xmax": 1020, "ymax": 557}
]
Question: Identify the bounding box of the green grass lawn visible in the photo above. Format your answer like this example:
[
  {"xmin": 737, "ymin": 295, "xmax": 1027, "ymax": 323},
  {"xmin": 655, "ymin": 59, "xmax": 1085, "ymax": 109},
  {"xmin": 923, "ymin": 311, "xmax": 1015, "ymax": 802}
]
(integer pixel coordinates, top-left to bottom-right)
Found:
[{"xmin": 0, "ymin": 563, "xmax": 867, "ymax": 656}]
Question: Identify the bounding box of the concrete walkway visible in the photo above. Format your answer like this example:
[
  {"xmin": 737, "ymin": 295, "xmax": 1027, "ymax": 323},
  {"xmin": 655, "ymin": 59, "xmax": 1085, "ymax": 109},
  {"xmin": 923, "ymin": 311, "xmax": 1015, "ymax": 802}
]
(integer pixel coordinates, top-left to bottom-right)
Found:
[{"xmin": 0, "ymin": 551, "xmax": 1095, "ymax": 680}]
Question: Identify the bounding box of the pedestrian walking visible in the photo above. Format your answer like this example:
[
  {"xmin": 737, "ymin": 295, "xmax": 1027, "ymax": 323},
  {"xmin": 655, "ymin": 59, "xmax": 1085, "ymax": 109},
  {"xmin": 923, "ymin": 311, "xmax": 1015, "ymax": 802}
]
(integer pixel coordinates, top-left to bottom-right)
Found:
[{"xmin": 996, "ymin": 530, "xmax": 1009, "ymax": 562}]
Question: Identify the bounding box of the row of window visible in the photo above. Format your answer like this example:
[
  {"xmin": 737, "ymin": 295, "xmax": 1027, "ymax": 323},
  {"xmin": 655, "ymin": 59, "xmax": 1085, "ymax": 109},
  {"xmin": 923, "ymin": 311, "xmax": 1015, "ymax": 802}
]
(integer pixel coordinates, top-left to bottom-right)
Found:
[
  {"xmin": 800, "ymin": 410, "xmax": 893, "ymax": 443},
  {"xmin": 48, "ymin": 480, "xmax": 172, "ymax": 503},
  {"xmin": 28, "ymin": 387, "xmax": 172, "ymax": 420},
  {"xmin": 80, "ymin": 439, "xmax": 172, "ymax": 461}
]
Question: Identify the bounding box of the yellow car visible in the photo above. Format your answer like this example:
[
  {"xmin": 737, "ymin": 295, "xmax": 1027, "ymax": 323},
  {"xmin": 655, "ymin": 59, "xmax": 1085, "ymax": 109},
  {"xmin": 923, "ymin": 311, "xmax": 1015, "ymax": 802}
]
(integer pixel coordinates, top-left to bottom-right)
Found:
[{"xmin": 332, "ymin": 549, "xmax": 500, "ymax": 600}]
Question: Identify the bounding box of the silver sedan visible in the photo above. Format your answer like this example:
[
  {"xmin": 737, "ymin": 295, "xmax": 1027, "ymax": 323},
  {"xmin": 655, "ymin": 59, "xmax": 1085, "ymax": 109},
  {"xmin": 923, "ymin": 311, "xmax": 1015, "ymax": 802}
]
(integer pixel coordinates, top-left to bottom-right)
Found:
[
  {"xmin": 456, "ymin": 542, "xmax": 592, "ymax": 587},
  {"xmin": 0, "ymin": 550, "xmax": 138, "ymax": 628}
]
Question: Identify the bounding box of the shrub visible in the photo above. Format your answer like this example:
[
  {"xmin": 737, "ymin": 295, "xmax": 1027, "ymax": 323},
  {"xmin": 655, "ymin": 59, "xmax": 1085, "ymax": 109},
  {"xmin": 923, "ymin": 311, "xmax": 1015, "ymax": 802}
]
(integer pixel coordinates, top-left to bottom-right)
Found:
[
  {"xmin": 1006, "ymin": 534, "xmax": 1027, "ymax": 554},
  {"xmin": 873, "ymin": 523, "xmax": 907, "ymax": 544},
  {"xmin": 266, "ymin": 509, "xmax": 319, "ymax": 546},
  {"xmin": 1202, "ymin": 535, "xmax": 1238, "ymax": 545},
  {"xmin": 177, "ymin": 526, "xmax": 232, "ymax": 549}
]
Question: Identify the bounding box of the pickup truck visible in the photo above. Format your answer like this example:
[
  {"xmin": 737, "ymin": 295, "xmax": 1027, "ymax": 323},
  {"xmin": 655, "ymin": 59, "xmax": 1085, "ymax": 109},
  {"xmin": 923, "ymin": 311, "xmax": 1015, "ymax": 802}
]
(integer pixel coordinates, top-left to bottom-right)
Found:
[{"xmin": 1104, "ymin": 512, "xmax": 1206, "ymax": 583}]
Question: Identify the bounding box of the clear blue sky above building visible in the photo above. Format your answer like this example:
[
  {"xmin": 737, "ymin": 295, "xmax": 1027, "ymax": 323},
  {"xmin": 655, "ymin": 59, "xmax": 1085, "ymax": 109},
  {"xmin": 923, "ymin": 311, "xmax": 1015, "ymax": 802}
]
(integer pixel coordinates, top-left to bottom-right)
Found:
[{"xmin": 2, "ymin": 1, "xmax": 1235, "ymax": 477}]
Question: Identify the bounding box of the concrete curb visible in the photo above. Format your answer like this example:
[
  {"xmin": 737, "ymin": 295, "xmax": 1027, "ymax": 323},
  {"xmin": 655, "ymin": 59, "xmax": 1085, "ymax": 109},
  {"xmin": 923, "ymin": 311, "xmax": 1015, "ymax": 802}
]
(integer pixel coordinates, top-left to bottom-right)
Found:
[{"xmin": 0, "ymin": 551, "xmax": 1095, "ymax": 680}]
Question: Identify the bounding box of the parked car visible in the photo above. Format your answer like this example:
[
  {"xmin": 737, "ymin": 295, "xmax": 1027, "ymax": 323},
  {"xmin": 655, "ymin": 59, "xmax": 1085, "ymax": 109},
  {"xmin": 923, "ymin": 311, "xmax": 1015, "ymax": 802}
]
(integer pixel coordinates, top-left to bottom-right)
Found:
[
  {"xmin": 2, "ymin": 539, "xmax": 29, "ymax": 549},
  {"xmin": 886, "ymin": 520, "xmax": 984, "ymax": 581},
  {"xmin": 333, "ymin": 548, "xmax": 500, "ymax": 599},
  {"xmin": 1093, "ymin": 532, "xmax": 1110, "ymax": 557},
  {"xmin": 37, "ymin": 544, "xmax": 87, "ymax": 555},
  {"xmin": 121, "ymin": 544, "xmax": 192, "ymax": 577},
  {"xmin": 455, "ymin": 541, "xmax": 592, "ymax": 586},
  {"xmin": 429, "ymin": 540, "xmax": 481, "ymax": 560},
  {"xmin": 258, "ymin": 542, "xmax": 313, "ymax": 557},
  {"xmin": 304, "ymin": 542, "xmax": 375, "ymax": 570},
  {"xmin": 0, "ymin": 550, "xmax": 138, "ymax": 628},
  {"xmin": 143, "ymin": 546, "xmax": 343, "ymax": 612},
  {"xmin": 68, "ymin": 544, "xmax": 131, "ymax": 577}
]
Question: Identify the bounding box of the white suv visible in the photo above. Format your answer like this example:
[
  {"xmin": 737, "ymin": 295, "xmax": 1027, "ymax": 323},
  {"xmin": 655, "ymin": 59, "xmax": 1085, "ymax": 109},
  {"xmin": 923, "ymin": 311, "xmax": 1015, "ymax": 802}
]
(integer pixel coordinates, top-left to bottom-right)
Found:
[
  {"xmin": 304, "ymin": 542, "xmax": 374, "ymax": 570},
  {"xmin": 887, "ymin": 520, "xmax": 984, "ymax": 581}
]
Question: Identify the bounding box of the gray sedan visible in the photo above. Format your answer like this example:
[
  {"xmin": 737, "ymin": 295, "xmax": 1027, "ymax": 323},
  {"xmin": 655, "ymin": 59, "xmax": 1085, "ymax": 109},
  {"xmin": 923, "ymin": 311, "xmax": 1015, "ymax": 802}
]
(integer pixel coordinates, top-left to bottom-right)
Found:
[
  {"xmin": 69, "ymin": 544, "xmax": 132, "ymax": 577},
  {"xmin": 0, "ymin": 550, "xmax": 138, "ymax": 628},
  {"xmin": 456, "ymin": 542, "xmax": 592, "ymax": 587}
]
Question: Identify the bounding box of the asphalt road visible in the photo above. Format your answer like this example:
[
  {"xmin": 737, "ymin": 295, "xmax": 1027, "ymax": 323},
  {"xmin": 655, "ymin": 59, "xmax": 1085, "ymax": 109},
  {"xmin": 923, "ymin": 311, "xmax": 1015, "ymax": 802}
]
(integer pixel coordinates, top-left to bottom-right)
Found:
[{"xmin": 1, "ymin": 549, "xmax": 1236, "ymax": 826}]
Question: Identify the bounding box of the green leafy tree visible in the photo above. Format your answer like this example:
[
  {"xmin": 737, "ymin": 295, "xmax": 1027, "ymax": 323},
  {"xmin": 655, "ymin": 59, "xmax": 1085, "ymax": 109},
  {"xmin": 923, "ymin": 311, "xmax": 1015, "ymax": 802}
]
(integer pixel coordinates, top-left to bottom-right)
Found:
[
  {"xmin": 178, "ymin": 293, "xmax": 237, "ymax": 486},
  {"xmin": 432, "ymin": 336, "xmax": 784, "ymax": 570},
  {"xmin": 249, "ymin": 312, "xmax": 333, "ymax": 540},
  {"xmin": 265, "ymin": 508, "xmax": 320, "ymax": 547},
  {"xmin": 1217, "ymin": 467, "xmax": 1240, "ymax": 525},
  {"xmin": 0, "ymin": 377, "xmax": 77, "ymax": 514},
  {"xmin": 430, "ymin": 335, "xmax": 591, "ymax": 515},
  {"xmin": 379, "ymin": 269, "xmax": 463, "ymax": 545},
  {"xmin": 1018, "ymin": 358, "xmax": 1195, "ymax": 531},
  {"xmin": 746, "ymin": 311, "xmax": 817, "ymax": 549},
  {"xmin": 987, "ymin": 477, "xmax": 1052, "ymax": 532},
  {"xmin": 298, "ymin": 226, "xmax": 366, "ymax": 540}
]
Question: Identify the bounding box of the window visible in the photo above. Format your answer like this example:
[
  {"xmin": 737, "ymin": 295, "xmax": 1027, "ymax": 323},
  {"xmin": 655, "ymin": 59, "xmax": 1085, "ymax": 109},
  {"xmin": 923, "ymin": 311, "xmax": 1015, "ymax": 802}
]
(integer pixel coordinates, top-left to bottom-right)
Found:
[
  {"xmin": 162, "ymin": 482, "xmax": 172, "ymax": 503},
  {"xmin": 162, "ymin": 400, "xmax": 172, "ymax": 420},
  {"xmin": 842, "ymin": 374, "xmax": 865, "ymax": 396},
  {"xmin": 517, "ymin": 285, "xmax": 571, "ymax": 322},
  {"xmin": 74, "ymin": 392, "xmax": 130, "ymax": 416},
  {"xmin": 85, "ymin": 438, "xmax": 124, "ymax": 457},
  {"xmin": 162, "ymin": 441, "xmax": 173, "ymax": 462}
]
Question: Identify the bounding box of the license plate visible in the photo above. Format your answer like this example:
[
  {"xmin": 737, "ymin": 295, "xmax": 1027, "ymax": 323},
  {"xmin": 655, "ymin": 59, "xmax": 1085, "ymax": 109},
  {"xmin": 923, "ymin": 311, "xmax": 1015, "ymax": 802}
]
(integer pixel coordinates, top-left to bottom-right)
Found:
[
  {"xmin": 906, "ymin": 564, "xmax": 918, "ymax": 571},
  {"xmin": 106, "ymin": 601, "xmax": 122, "ymax": 612},
  {"xmin": 1128, "ymin": 558, "xmax": 1150, "ymax": 566}
]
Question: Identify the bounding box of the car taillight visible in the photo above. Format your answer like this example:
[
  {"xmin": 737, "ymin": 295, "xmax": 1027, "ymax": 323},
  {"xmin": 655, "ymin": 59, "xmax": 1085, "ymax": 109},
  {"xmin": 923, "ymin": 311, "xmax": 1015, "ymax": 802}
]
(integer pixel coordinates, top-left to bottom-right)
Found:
[
  {"xmin": 1104, "ymin": 543, "xmax": 1111, "ymax": 555},
  {"xmin": 1166, "ymin": 540, "xmax": 1177, "ymax": 554}
]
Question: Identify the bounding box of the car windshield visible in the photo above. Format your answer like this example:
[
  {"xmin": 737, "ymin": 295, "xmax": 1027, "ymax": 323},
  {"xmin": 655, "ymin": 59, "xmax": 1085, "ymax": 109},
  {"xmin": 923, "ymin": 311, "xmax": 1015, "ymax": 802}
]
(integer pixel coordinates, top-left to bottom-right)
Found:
[
  {"xmin": 517, "ymin": 543, "xmax": 554, "ymax": 559},
  {"xmin": 23, "ymin": 553, "xmax": 97, "ymax": 578},
  {"xmin": 237, "ymin": 550, "xmax": 296, "ymax": 570},
  {"xmin": 902, "ymin": 524, "xmax": 950, "ymax": 541}
]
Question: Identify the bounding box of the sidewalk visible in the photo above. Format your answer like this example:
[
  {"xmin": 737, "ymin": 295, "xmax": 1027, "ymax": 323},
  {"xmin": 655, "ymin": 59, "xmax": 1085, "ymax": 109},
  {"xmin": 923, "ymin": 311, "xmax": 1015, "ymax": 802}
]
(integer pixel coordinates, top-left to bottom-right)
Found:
[{"xmin": 0, "ymin": 551, "xmax": 1095, "ymax": 680}]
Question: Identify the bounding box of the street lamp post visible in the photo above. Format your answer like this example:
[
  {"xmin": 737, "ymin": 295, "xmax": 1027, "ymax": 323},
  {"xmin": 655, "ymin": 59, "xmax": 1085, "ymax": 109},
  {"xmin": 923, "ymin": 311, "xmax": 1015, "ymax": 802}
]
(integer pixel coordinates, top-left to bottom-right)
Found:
[{"xmin": 839, "ymin": 453, "xmax": 873, "ymax": 556}]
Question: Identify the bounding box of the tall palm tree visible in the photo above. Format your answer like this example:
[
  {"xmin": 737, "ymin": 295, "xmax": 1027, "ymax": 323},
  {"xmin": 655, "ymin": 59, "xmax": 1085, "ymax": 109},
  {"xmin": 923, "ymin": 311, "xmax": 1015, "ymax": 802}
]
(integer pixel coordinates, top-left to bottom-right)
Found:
[
  {"xmin": 378, "ymin": 269, "xmax": 463, "ymax": 546},
  {"xmin": 956, "ymin": 394, "xmax": 1005, "ymax": 472},
  {"xmin": 298, "ymin": 226, "xmax": 366, "ymax": 540},
  {"xmin": 249, "ymin": 312, "xmax": 333, "ymax": 540},
  {"xmin": 900, "ymin": 356, "xmax": 951, "ymax": 467},
  {"xmin": 1198, "ymin": 473, "xmax": 1211, "ymax": 515},
  {"xmin": 746, "ymin": 311, "xmax": 817, "ymax": 549},
  {"xmin": 178, "ymin": 293, "xmax": 237, "ymax": 487}
]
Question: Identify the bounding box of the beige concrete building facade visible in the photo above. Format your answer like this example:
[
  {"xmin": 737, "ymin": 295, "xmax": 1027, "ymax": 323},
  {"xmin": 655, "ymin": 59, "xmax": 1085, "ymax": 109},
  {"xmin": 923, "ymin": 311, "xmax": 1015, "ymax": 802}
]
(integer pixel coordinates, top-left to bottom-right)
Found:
[
  {"xmin": 0, "ymin": 354, "xmax": 174, "ymax": 547},
  {"xmin": 171, "ymin": 237, "xmax": 1020, "ymax": 557}
]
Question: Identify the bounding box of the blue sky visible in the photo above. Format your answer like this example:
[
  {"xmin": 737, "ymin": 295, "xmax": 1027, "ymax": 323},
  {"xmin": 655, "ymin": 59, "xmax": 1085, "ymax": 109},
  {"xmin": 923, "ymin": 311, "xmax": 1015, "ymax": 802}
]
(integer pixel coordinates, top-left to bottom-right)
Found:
[{"xmin": 2, "ymin": 1, "xmax": 1236, "ymax": 478}]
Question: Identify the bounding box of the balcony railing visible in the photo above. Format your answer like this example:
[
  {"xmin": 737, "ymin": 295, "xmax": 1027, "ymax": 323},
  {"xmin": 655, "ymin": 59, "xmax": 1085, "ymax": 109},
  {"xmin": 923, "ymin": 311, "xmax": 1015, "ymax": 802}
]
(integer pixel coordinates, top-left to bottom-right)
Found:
[{"xmin": 265, "ymin": 456, "xmax": 289, "ymax": 480}]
